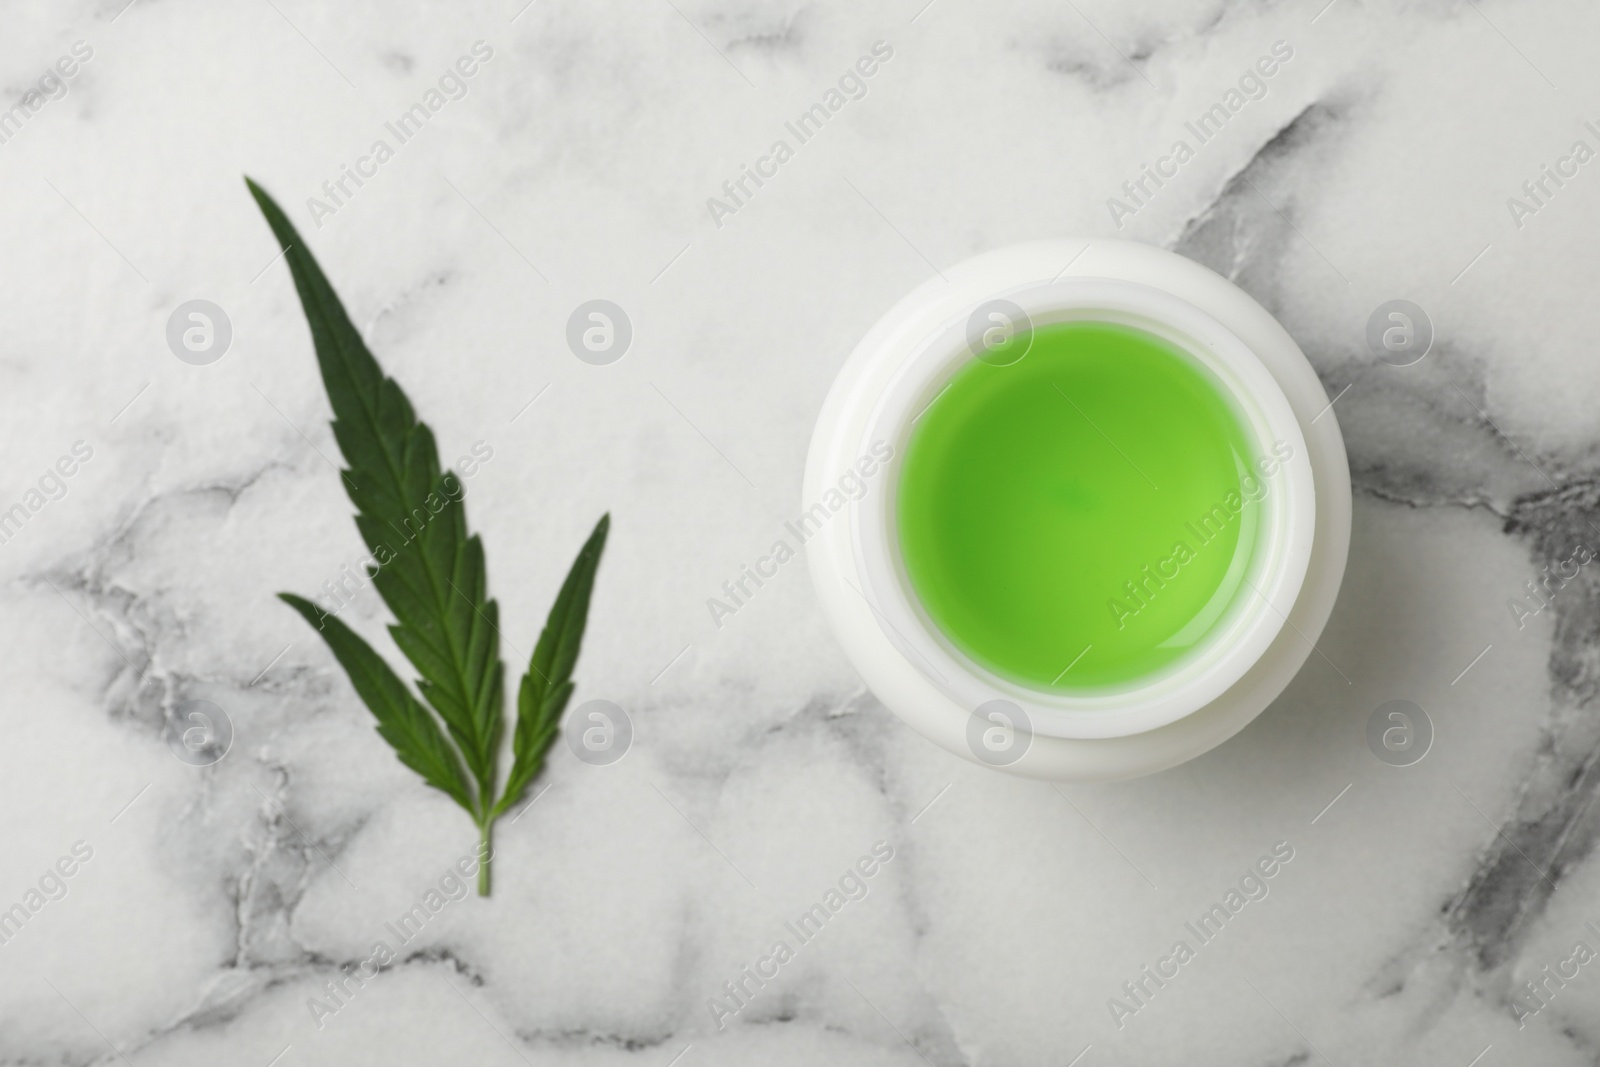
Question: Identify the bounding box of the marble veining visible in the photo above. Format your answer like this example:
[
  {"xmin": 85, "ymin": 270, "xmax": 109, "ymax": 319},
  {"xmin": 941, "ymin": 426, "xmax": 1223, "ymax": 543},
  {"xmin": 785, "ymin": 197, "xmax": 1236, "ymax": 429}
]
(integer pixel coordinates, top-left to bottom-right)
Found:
[{"xmin": 4, "ymin": 0, "xmax": 1600, "ymax": 1064}]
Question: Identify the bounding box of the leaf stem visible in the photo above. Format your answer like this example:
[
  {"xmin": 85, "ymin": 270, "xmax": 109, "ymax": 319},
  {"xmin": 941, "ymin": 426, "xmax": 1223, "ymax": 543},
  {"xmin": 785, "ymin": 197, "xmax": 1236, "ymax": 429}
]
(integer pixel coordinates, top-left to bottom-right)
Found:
[{"xmin": 478, "ymin": 819, "xmax": 492, "ymax": 897}]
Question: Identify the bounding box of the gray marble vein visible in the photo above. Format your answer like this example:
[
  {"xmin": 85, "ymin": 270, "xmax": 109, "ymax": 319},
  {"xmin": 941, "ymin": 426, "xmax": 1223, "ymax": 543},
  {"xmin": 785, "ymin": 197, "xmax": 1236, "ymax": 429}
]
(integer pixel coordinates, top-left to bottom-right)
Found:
[{"xmin": 3, "ymin": 0, "xmax": 1600, "ymax": 1064}]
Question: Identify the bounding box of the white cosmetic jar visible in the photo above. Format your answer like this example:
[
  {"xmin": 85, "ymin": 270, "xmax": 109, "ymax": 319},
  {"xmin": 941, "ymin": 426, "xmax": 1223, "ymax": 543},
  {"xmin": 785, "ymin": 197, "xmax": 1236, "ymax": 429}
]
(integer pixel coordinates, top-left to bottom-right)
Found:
[{"xmin": 804, "ymin": 240, "xmax": 1351, "ymax": 781}]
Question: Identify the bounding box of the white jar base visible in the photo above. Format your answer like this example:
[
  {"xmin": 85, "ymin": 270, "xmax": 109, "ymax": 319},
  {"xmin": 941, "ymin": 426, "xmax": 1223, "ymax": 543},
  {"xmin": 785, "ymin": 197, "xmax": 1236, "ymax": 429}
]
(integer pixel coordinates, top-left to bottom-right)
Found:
[{"xmin": 803, "ymin": 239, "xmax": 1352, "ymax": 781}]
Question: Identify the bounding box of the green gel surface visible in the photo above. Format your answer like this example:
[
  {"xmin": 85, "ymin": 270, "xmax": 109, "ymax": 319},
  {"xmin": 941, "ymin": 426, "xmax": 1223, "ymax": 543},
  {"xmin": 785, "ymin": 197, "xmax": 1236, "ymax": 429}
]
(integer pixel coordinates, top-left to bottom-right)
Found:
[{"xmin": 895, "ymin": 320, "xmax": 1267, "ymax": 691}]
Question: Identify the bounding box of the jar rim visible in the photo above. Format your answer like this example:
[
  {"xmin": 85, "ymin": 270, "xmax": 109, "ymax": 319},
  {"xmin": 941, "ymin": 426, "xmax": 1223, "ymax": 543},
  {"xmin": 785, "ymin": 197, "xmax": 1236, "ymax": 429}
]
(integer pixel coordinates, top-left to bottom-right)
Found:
[{"xmin": 846, "ymin": 275, "xmax": 1316, "ymax": 740}]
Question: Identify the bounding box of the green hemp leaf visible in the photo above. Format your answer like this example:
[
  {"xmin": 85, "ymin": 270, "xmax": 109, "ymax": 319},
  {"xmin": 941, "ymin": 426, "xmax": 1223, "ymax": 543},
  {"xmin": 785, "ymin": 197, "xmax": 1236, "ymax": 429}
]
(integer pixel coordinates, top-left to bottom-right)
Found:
[{"xmin": 247, "ymin": 178, "xmax": 608, "ymax": 896}]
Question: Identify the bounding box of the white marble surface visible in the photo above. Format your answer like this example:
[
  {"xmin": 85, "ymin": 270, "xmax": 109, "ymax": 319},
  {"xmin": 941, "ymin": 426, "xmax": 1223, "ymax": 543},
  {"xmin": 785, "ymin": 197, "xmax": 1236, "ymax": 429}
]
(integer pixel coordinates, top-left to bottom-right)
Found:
[{"xmin": 4, "ymin": 0, "xmax": 1600, "ymax": 1064}]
